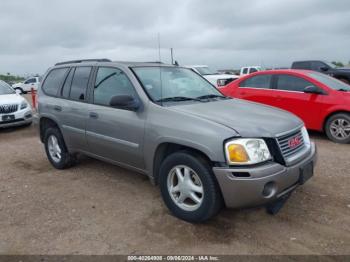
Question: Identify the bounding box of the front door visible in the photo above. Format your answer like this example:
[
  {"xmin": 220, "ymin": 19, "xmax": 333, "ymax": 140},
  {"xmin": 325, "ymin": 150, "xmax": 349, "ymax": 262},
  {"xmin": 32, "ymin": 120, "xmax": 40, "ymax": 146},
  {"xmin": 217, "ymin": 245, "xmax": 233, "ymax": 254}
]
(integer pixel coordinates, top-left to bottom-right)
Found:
[
  {"xmin": 273, "ymin": 74, "xmax": 324, "ymax": 130},
  {"xmin": 86, "ymin": 67, "xmax": 145, "ymax": 170}
]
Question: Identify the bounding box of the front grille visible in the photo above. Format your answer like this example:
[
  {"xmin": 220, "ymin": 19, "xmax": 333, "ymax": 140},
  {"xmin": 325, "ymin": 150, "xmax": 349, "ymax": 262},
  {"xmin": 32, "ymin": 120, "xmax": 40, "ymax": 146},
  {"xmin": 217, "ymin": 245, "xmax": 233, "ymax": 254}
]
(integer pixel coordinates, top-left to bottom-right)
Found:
[
  {"xmin": 0, "ymin": 104, "xmax": 18, "ymax": 114},
  {"xmin": 277, "ymin": 129, "xmax": 305, "ymax": 159}
]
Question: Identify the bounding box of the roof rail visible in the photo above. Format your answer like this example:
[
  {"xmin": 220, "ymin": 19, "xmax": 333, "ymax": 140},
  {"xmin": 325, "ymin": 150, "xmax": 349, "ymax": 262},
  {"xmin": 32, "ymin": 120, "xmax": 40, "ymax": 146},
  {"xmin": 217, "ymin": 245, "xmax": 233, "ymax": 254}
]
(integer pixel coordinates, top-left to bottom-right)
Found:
[{"xmin": 55, "ymin": 58, "xmax": 112, "ymax": 66}]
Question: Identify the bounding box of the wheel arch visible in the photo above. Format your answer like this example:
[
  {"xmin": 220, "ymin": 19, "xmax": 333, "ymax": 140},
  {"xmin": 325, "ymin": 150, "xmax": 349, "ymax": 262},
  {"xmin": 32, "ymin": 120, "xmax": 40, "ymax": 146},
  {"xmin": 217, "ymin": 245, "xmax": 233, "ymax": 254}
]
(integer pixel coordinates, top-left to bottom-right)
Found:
[
  {"xmin": 323, "ymin": 110, "xmax": 350, "ymax": 131},
  {"xmin": 39, "ymin": 117, "xmax": 61, "ymax": 142},
  {"xmin": 152, "ymin": 142, "xmax": 214, "ymax": 185}
]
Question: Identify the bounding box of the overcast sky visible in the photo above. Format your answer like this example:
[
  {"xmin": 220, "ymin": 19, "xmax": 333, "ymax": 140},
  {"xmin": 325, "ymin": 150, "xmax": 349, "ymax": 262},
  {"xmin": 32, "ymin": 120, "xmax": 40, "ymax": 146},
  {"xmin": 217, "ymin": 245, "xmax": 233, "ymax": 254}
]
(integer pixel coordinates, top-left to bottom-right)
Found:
[{"xmin": 1, "ymin": 0, "xmax": 350, "ymax": 76}]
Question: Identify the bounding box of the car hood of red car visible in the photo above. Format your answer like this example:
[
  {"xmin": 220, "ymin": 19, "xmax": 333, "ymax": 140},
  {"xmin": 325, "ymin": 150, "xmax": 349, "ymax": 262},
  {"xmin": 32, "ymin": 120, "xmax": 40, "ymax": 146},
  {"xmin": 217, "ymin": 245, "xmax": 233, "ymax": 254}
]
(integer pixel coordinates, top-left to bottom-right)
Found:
[{"xmin": 172, "ymin": 98, "xmax": 304, "ymax": 138}]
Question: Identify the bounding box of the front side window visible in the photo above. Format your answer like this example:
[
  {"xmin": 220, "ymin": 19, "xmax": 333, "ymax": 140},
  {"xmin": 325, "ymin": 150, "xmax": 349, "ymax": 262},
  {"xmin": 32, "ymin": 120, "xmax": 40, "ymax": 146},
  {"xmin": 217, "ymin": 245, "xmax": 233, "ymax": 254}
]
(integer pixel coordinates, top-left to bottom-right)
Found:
[
  {"xmin": 0, "ymin": 80, "xmax": 15, "ymax": 95},
  {"xmin": 242, "ymin": 68, "xmax": 248, "ymax": 74},
  {"xmin": 42, "ymin": 68, "xmax": 69, "ymax": 96},
  {"xmin": 132, "ymin": 67, "xmax": 223, "ymax": 103},
  {"xmin": 69, "ymin": 67, "xmax": 92, "ymax": 101},
  {"xmin": 240, "ymin": 75, "xmax": 272, "ymax": 89},
  {"xmin": 94, "ymin": 67, "xmax": 136, "ymax": 106},
  {"xmin": 276, "ymin": 75, "xmax": 314, "ymax": 92}
]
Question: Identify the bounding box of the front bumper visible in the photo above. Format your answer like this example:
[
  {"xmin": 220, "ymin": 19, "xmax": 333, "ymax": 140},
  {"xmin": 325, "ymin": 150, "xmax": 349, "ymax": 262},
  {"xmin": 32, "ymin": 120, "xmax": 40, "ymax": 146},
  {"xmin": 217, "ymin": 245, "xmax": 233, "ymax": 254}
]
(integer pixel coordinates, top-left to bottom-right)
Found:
[
  {"xmin": 0, "ymin": 108, "xmax": 33, "ymax": 128},
  {"xmin": 213, "ymin": 142, "xmax": 317, "ymax": 208}
]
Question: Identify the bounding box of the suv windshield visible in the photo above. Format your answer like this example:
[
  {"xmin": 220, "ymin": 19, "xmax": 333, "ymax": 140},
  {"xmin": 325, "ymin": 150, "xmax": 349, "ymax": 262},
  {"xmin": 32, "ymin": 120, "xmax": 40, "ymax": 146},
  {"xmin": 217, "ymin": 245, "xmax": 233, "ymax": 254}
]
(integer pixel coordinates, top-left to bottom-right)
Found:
[
  {"xmin": 133, "ymin": 67, "xmax": 225, "ymax": 103},
  {"xmin": 0, "ymin": 80, "xmax": 15, "ymax": 95},
  {"xmin": 308, "ymin": 72, "xmax": 350, "ymax": 91},
  {"xmin": 194, "ymin": 67, "xmax": 216, "ymax": 75}
]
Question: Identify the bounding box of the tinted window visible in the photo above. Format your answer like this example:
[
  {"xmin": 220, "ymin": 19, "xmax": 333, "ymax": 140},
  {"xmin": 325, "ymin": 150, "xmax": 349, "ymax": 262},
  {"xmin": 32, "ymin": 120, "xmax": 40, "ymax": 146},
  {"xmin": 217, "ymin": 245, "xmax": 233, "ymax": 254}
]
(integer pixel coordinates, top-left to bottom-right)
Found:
[
  {"xmin": 250, "ymin": 68, "xmax": 258, "ymax": 73},
  {"xmin": 24, "ymin": 78, "xmax": 36, "ymax": 84},
  {"xmin": 240, "ymin": 75, "xmax": 272, "ymax": 89},
  {"xmin": 292, "ymin": 62, "xmax": 310, "ymax": 70},
  {"xmin": 242, "ymin": 68, "xmax": 248, "ymax": 74},
  {"xmin": 94, "ymin": 67, "xmax": 136, "ymax": 106},
  {"xmin": 42, "ymin": 68, "xmax": 69, "ymax": 96},
  {"xmin": 61, "ymin": 68, "xmax": 75, "ymax": 98},
  {"xmin": 69, "ymin": 67, "xmax": 92, "ymax": 101},
  {"xmin": 276, "ymin": 75, "xmax": 314, "ymax": 92}
]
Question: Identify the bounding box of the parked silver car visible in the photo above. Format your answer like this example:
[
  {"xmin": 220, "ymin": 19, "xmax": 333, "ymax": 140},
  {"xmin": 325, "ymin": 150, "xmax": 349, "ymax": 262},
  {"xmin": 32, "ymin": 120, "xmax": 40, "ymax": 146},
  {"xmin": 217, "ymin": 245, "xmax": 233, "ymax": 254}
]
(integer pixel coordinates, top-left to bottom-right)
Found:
[{"xmin": 37, "ymin": 59, "xmax": 317, "ymax": 222}]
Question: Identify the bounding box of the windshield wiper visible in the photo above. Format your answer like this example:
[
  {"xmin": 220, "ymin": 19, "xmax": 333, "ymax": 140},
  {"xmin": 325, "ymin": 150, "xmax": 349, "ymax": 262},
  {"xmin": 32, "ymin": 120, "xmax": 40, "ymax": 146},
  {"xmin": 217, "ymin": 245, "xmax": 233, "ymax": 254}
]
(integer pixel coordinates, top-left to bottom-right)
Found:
[
  {"xmin": 196, "ymin": 94, "xmax": 229, "ymax": 100},
  {"xmin": 156, "ymin": 96, "xmax": 202, "ymax": 103}
]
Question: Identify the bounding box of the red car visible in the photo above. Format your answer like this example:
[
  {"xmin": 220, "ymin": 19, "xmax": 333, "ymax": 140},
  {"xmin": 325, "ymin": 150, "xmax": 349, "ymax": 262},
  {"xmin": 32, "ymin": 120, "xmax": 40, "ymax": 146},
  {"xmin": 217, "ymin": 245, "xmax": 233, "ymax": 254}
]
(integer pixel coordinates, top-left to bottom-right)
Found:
[{"xmin": 220, "ymin": 70, "xmax": 350, "ymax": 143}]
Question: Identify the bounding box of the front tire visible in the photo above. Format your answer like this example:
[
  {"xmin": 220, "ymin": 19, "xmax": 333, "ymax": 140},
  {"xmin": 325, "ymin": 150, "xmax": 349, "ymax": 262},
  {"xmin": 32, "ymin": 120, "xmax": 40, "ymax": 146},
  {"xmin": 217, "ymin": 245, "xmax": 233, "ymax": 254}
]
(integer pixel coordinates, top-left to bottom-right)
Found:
[
  {"xmin": 14, "ymin": 88, "xmax": 24, "ymax": 94},
  {"xmin": 44, "ymin": 127, "xmax": 76, "ymax": 169},
  {"xmin": 325, "ymin": 113, "xmax": 350, "ymax": 144},
  {"xmin": 159, "ymin": 151, "xmax": 223, "ymax": 223}
]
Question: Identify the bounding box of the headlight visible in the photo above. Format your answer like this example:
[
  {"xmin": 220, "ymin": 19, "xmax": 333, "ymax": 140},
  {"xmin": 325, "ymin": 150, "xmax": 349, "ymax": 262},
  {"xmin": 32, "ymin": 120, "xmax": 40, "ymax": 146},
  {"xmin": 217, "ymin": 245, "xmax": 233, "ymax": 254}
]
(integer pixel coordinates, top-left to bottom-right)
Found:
[
  {"xmin": 301, "ymin": 126, "xmax": 311, "ymax": 148},
  {"xmin": 20, "ymin": 101, "xmax": 28, "ymax": 110},
  {"xmin": 217, "ymin": 79, "xmax": 227, "ymax": 86},
  {"xmin": 225, "ymin": 138, "xmax": 272, "ymax": 165}
]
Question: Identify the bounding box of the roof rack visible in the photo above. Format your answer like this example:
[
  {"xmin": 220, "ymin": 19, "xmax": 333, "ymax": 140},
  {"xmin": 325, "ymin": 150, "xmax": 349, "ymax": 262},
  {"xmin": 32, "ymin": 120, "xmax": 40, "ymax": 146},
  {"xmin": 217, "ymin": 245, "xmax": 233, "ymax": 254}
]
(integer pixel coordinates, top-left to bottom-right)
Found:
[{"xmin": 55, "ymin": 58, "xmax": 112, "ymax": 66}]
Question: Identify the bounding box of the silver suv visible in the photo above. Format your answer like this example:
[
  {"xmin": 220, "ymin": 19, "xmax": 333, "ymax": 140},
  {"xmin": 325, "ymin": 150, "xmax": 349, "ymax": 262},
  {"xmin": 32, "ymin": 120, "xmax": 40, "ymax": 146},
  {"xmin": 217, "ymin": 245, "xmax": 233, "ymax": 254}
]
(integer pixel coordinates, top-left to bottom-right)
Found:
[{"xmin": 37, "ymin": 59, "xmax": 317, "ymax": 222}]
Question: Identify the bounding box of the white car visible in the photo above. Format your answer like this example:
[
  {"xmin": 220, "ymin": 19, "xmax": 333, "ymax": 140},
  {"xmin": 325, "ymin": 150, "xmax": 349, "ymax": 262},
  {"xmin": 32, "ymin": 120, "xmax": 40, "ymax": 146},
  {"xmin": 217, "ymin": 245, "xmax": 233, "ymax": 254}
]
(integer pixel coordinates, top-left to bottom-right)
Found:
[
  {"xmin": 185, "ymin": 65, "xmax": 239, "ymax": 87},
  {"xmin": 0, "ymin": 80, "xmax": 33, "ymax": 128},
  {"xmin": 240, "ymin": 66, "xmax": 262, "ymax": 76},
  {"xmin": 12, "ymin": 76, "xmax": 41, "ymax": 94}
]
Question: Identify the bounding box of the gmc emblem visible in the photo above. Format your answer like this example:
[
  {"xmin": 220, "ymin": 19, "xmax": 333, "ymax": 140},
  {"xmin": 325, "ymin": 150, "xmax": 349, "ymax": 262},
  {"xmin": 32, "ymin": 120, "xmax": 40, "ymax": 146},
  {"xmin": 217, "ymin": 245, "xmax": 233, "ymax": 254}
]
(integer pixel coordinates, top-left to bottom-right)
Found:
[{"xmin": 288, "ymin": 136, "xmax": 301, "ymax": 149}]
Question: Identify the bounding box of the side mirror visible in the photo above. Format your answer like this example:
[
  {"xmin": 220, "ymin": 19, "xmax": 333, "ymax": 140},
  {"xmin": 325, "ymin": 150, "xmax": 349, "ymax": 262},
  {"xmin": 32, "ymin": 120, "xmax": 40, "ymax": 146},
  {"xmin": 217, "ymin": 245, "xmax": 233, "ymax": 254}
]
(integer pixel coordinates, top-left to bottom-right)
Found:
[
  {"xmin": 109, "ymin": 95, "xmax": 140, "ymax": 111},
  {"xmin": 303, "ymin": 86, "xmax": 325, "ymax": 95},
  {"xmin": 320, "ymin": 66, "xmax": 329, "ymax": 72}
]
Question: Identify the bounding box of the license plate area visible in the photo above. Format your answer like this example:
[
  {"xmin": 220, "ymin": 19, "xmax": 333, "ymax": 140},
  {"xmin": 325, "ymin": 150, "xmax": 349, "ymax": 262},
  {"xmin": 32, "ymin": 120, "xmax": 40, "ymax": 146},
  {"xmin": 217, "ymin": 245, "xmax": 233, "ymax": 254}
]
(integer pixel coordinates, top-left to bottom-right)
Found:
[
  {"xmin": 1, "ymin": 115, "xmax": 15, "ymax": 122},
  {"xmin": 299, "ymin": 162, "xmax": 314, "ymax": 185}
]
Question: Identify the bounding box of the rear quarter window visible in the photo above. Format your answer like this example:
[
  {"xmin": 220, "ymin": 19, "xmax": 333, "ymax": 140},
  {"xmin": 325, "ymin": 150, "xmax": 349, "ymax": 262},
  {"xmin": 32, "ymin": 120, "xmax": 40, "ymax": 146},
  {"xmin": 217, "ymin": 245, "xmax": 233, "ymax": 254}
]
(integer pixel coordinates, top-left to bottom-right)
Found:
[{"xmin": 42, "ymin": 68, "xmax": 69, "ymax": 96}]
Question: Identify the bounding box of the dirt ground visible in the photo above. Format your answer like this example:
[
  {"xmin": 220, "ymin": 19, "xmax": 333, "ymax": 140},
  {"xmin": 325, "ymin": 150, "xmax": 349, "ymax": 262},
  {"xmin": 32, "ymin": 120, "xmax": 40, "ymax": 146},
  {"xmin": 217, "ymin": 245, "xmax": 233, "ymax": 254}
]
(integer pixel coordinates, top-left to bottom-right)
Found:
[{"xmin": 0, "ymin": 98, "xmax": 349, "ymax": 255}]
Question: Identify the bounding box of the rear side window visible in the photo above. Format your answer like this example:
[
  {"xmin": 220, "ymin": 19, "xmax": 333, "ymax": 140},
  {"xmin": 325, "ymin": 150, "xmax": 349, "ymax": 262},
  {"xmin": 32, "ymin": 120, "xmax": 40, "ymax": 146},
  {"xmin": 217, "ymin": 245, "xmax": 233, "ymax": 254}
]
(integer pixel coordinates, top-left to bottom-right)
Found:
[
  {"xmin": 250, "ymin": 68, "xmax": 258, "ymax": 73},
  {"xmin": 240, "ymin": 75, "xmax": 272, "ymax": 89},
  {"xmin": 292, "ymin": 62, "xmax": 310, "ymax": 70},
  {"xmin": 94, "ymin": 67, "xmax": 136, "ymax": 106},
  {"xmin": 69, "ymin": 67, "xmax": 92, "ymax": 101},
  {"xmin": 61, "ymin": 68, "xmax": 75, "ymax": 98},
  {"xmin": 42, "ymin": 68, "xmax": 69, "ymax": 96},
  {"xmin": 276, "ymin": 75, "xmax": 314, "ymax": 92}
]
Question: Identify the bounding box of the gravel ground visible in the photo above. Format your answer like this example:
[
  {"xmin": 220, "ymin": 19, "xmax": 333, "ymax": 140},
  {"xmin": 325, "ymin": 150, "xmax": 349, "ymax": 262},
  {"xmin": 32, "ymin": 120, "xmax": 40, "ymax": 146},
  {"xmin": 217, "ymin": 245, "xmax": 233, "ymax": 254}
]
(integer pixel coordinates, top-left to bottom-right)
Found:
[{"xmin": 0, "ymin": 97, "xmax": 349, "ymax": 255}]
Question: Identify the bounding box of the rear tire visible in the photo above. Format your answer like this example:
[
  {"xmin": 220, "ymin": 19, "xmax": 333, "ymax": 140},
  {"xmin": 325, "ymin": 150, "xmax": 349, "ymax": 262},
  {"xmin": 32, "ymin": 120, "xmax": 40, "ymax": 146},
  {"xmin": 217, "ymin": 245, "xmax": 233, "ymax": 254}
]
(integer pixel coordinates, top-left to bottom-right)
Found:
[
  {"xmin": 159, "ymin": 151, "xmax": 223, "ymax": 223},
  {"xmin": 325, "ymin": 113, "xmax": 350, "ymax": 144},
  {"xmin": 44, "ymin": 127, "xmax": 76, "ymax": 169}
]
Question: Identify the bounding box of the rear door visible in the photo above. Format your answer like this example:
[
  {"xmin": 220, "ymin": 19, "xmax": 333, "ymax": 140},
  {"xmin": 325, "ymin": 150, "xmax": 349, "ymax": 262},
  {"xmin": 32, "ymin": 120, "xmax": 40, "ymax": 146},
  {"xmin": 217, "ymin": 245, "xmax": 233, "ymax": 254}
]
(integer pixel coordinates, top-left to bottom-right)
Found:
[
  {"xmin": 272, "ymin": 74, "xmax": 323, "ymax": 129},
  {"xmin": 57, "ymin": 66, "xmax": 92, "ymax": 151},
  {"xmin": 86, "ymin": 66, "xmax": 145, "ymax": 170},
  {"xmin": 235, "ymin": 74, "xmax": 277, "ymax": 106}
]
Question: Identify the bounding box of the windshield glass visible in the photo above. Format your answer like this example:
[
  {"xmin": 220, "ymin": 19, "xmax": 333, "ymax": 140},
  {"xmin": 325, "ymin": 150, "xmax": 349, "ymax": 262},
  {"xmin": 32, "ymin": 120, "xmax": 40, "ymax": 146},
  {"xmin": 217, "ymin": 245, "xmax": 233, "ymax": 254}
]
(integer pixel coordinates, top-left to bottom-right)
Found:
[
  {"xmin": 133, "ymin": 67, "xmax": 224, "ymax": 102},
  {"xmin": 0, "ymin": 80, "xmax": 15, "ymax": 95},
  {"xmin": 308, "ymin": 72, "xmax": 350, "ymax": 91},
  {"xmin": 194, "ymin": 67, "xmax": 216, "ymax": 75}
]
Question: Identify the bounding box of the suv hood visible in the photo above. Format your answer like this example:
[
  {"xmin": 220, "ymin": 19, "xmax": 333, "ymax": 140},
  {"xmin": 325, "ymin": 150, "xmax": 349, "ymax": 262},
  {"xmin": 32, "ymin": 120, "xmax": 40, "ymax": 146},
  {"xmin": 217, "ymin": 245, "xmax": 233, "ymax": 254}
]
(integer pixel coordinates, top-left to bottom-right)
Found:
[
  {"xmin": 170, "ymin": 99, "xmax": 303, "ymax": 138},
  {"xmin": 0, "ymin": 94, "xmax": 24, "ymax": 105}
]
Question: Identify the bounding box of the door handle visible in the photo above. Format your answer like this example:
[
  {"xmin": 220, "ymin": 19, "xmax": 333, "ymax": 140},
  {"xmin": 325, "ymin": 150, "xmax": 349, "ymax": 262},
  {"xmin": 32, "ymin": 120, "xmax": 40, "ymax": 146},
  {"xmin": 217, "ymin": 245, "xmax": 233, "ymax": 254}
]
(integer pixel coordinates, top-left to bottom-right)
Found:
[
  {"xmin": 89, "ymin": 112, "xmax": 99, "ymax": 119},
  {"xmin": 53, "ymin": 105, "xmax": 62, "ymax": 112}
]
